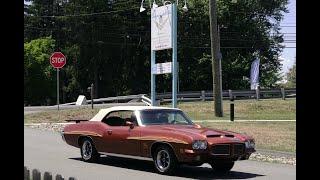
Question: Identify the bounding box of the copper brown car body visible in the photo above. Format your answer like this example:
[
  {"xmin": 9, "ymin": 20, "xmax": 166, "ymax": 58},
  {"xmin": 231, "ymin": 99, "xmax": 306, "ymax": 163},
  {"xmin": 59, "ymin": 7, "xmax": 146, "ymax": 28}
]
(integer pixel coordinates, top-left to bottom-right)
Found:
[{"xmin": 62, "ymin": 106, "xmax": 255, "ymax": 174}]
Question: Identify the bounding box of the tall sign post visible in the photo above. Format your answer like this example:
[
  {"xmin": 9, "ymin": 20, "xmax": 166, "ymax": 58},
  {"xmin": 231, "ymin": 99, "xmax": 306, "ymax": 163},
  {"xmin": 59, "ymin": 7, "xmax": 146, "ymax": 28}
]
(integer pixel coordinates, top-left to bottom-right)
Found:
[
  {"xmin": 151, "ymin": 3, "xmax": 178, "ymax": 108},
  {"xmin": 172, "ymin": 4, "xmax": 178, "ymax": 108},
  {"xmin": 50, "ymin": 52, "xmax": 66, "ymax": 110}
]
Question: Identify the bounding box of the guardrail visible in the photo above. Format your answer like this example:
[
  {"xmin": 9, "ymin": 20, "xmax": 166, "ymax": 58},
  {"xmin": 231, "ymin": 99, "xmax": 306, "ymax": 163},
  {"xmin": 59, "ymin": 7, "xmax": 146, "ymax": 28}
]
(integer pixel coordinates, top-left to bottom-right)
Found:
[
  {"xmin": 156, "ymin": 88, "xmax": 296, "ymax": 103},
  {"xmin": 60, "ymin": 94, "xmax": 145, "ymax": 106},
  {"xmin": 55, "ymin": 88, "xmax": 295, "ymax": 106},
  {"xmin": 24, "ymin": 166, "xmax": 77, "ymax": 180}
]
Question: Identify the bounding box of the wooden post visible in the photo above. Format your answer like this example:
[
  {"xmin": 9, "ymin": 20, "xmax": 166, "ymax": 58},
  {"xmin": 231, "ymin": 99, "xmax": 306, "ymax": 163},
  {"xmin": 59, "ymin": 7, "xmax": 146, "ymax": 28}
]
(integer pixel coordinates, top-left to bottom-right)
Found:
[
  {"xmin": 91, "ymin": 83, "xmax": 94, "ymax": 109},
  {"xmin": 201, "ymin": 90, "xmax": 206, "ymax": 101},
  {"xmin": 281, "ymin": 88, "xmax": 286, "ymax": 100},
  {"xmin": 32, "ymin": 169, "xmax": 41, "ymax": 180},
  {"xmin": 56, "ymin": 174, "xmax": 64, "ymax": 180},
  {"xmin": 209, "ymin": 0, "xmax": 223, "ymax": 117},
  {"xmin": 228, "ymin": 89, "xmax": 233, "ymax": 100},
  {"xmin": 230, "ymin": 97, "xmax": 234, "ymax": 122},
  {"xmin": 255, "ymin": 86, "xmax": 260, "ymax": 100},
  {"xmin": 24, "ymin": 166, "xmax": 30, "ymax": 180},
  {"xmin": 44, "ymin": 172, "xmax": 52, "ymax": 180}
]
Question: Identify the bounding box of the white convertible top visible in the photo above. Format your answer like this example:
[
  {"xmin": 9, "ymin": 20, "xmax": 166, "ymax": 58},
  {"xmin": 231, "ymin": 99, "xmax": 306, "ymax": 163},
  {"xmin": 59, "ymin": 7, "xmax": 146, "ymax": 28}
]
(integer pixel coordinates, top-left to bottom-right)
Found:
[{"xmin": 90, "ymin": 106, "xmax": 179, "ymax": 122}]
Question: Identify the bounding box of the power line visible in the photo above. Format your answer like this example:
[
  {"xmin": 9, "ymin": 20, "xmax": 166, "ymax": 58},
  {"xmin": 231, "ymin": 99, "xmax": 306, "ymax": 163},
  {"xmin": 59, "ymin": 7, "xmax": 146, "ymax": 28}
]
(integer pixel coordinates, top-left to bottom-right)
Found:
[
  {"xmin": 24, "ymin": 27, "xmax": 296, "ymax": 44},
  {"xmin": 24, "ymin": 7, "xmax": 139, "ymax": 18}
]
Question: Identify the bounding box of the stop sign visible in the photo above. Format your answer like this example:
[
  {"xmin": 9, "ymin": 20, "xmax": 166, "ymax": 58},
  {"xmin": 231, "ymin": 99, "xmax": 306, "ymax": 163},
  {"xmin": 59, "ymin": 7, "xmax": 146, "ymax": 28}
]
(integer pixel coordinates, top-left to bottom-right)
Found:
[{"xmin": 50, "ymin": 52, "xmax": 66, "ymax": 68}]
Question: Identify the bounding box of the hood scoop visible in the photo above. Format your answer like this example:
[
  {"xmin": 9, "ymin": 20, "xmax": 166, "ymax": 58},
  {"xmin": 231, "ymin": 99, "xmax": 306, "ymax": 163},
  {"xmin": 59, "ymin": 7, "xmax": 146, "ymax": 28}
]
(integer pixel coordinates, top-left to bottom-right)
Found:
[
  {"xmin": 206, "ymin": 134, "xmax": 221, "ymax": 138},
  {"xmin": 206, "ymin": 134, "xmax": 235, "ymax": 138},
  {"xmin": 225, "ymin": 134, "xmax": 235, "ymax": 138}
]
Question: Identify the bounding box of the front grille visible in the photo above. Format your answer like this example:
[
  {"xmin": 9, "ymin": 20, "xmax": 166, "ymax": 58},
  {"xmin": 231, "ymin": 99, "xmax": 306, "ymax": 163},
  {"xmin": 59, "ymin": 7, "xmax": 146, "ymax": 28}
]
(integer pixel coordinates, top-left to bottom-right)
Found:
[
  {"xmin": 234, "ymin": 144, "xmax": 245, "ymax": 155},
  {"xmin": 211, "ymin": 143, "xmax": 245, "ymax": 156},
  {"xmin": 212, "ymin": 144, "xmax": 230, "ymax": 155}
]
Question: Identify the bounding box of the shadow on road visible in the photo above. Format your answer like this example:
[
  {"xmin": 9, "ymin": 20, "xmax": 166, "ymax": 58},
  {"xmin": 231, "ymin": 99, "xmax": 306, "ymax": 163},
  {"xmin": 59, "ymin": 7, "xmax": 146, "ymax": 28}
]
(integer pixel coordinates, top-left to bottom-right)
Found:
[{"xmin": 69, "ymin": 156, "xmax": 264, "ymax": 179}]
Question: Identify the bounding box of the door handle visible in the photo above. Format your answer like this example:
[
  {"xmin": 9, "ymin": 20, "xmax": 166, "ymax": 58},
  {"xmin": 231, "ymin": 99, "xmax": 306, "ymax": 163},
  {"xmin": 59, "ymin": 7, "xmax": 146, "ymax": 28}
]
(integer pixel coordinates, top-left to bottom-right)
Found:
[{"xmin": 107, "ymin": 130, "xmax": 112, "ymax": 135}]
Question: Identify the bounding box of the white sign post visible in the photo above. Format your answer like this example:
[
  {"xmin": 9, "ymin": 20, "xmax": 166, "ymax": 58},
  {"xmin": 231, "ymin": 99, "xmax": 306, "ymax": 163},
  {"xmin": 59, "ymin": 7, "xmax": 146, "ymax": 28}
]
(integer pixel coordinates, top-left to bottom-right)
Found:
[{"xmin": 150, "ymin": 3, "xmax": 178, "ymax": 108}]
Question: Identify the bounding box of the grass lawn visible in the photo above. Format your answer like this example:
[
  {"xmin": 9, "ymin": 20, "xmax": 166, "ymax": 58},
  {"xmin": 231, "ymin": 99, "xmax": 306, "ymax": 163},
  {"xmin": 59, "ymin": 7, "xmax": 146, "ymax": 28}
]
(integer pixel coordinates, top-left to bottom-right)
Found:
[
  {"xmin": 167, "ymin": 98, "xmax": 296, "ymax": 120},
  {"xmin": 24, "ymin": 107, "xmax": 99, "ymax": 124}
]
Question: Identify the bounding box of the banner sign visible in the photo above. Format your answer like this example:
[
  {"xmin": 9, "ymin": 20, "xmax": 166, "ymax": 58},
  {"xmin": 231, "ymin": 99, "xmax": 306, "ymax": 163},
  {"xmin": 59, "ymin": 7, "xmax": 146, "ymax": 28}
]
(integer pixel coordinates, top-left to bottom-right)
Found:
[
  {"xmin": 152, "ymin": 62, "xmax": 172, "ymax": 74},
  {"xmin": 151, "ymin": 4, "xmax": 173, "ymax": 50},
  {"xmin": 250, "ymin": 58, "xmax": 260, "ymax": 90}
]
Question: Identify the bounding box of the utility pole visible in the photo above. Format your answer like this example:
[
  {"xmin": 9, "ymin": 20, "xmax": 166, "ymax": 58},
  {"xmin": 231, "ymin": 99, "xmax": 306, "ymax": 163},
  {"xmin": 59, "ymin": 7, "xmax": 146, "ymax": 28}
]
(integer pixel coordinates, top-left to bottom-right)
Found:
[{"xmin": 209, "ymin": 0, "xmax": 223, "ymax": 117}]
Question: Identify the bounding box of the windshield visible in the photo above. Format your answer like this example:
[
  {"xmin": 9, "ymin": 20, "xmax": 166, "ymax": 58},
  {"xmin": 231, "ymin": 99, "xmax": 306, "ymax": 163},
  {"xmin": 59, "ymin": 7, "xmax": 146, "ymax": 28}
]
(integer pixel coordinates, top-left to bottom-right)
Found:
[{"xmin": 139, "ymin": 109, "xmax": 194, "ymax": 125}]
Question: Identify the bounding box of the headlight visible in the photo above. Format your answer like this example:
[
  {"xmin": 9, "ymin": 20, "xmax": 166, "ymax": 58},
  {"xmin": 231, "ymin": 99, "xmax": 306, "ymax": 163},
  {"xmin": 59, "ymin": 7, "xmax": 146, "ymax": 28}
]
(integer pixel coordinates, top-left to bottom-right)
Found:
[
  {"xmin": 192, "ymin": 140, "xmax": 207, "ymax": 150},
  {"xmin": 245, "ymin": 140, "xmax": 255, "ymax": 149}
]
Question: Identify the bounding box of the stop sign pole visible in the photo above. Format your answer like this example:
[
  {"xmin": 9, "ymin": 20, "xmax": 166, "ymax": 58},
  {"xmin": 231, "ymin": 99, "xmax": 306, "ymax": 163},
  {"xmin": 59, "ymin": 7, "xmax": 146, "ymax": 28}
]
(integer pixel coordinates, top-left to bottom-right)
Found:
[
  {"xmin": 57, "ymin": 68, "xmax": 60, "ymax": 110},
  {"xmin": 50, "ymin": 52, "xmax": 66, "ymax": 110}
]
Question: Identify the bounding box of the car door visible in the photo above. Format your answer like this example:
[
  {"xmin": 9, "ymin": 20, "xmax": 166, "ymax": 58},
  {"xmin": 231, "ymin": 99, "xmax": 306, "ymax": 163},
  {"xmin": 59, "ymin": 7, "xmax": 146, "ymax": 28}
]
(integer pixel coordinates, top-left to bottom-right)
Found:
[{"xmin": 100, "ymin": 110, "xmax": 141, "ymax": 156}]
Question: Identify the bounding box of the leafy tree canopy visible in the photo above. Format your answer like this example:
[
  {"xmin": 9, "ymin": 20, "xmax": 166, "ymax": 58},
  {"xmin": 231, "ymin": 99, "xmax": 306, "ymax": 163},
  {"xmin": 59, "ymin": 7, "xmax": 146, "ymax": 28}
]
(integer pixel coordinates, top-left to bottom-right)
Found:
[{"xmin": 24, "ymin": 0, "xmax": 289, "ymax": 105}]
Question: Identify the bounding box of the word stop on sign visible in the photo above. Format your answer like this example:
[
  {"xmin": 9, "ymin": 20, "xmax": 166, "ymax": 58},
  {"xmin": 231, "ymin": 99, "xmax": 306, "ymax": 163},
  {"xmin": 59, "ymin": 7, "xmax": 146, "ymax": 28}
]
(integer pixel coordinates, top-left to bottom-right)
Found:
[{"xmin": 51, "ymin": 57, "xmax": 65, "ymax": 64}]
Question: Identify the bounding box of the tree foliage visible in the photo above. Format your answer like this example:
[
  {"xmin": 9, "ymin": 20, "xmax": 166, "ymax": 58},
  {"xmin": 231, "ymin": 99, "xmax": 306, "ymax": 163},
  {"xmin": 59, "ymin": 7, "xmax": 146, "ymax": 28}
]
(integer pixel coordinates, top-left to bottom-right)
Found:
[
  {"xmin": 285, "ymin": 60, "xmax": 296, "ymax": 88},
  {"xmin": 24, "ymin": 36, "xmax": 56, "ymax": 105},
  {"xmin": 24, "ymin": 0, "xmax": 288, "ymax": 105}
]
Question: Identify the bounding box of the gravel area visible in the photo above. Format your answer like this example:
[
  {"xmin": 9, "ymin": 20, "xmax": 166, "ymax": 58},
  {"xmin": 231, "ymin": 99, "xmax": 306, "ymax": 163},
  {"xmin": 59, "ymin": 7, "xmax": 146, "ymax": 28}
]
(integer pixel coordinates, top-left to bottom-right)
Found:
[
  {"xmin": 25, "ymin": 123, "xmax": 67, "ymax": 132},
  {"xmin": 249, "ymin": 152, "xmax": 296, "ymax": 165},
  {"xmin": 25, "ymin": 123, "xmax": 296, "ymax": 166}
]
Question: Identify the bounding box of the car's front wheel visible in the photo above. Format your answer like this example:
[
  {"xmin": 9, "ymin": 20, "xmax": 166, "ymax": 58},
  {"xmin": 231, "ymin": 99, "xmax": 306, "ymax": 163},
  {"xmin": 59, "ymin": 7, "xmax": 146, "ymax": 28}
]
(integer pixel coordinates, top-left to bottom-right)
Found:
[
  {"xmin": 80, "ymin": 138, "xmax": 99, "ymax": 162},
  {"xmin": 153, "ymin": 145, "xmax": 178, "ymax": 175},
  {"xmin": 210, "ymin": 160, "xmax": 234, "ymax": 174}
]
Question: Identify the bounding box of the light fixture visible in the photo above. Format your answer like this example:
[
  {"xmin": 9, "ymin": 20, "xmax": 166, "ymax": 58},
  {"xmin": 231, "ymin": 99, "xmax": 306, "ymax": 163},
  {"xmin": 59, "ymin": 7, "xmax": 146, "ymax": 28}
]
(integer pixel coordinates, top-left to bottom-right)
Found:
[
  {"xmin": 182, "ymin": 0, "xmax": 188, "ymax": 12},
  {"xmin": 152, "ymin": 0, "xmax": 158, "ymax": 8},
  {"xmin": 163, "ymin": 1, "xmax": 171, "ymax": 6},
  {"xmin": 140, "ymin": 0, "xmax": 146, "ymax": 12}
]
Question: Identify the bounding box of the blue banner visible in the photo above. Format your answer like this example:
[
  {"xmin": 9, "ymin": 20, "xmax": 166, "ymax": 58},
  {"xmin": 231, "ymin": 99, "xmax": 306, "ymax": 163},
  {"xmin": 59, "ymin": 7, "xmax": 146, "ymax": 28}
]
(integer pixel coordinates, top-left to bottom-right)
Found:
[{"xmin": 250, "ymin": 58, "xmax": 260, "ymax": 90}]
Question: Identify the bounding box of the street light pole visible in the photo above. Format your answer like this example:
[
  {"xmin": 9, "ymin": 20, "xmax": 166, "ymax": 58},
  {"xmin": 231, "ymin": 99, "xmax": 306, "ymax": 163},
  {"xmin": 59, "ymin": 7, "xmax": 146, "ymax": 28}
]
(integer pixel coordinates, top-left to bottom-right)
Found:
[{"xmin": 209, "ymin": 0, "xmax": 223, "ymax": 117}]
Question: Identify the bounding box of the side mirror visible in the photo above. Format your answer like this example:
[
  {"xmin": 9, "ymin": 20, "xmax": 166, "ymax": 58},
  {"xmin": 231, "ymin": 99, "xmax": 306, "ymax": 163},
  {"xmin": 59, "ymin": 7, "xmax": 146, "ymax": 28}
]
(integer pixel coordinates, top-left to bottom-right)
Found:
[{"xmin": 126, "ymin": 121, "xmax": 134, "ymax": 129}]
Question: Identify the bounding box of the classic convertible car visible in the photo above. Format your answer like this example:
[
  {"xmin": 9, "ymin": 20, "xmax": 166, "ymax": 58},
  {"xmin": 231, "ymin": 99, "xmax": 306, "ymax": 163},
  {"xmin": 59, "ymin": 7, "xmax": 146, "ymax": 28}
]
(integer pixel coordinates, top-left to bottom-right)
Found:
[{"xmin": 61, "ymin": 106, "xmax": 255, "ymax": 175}]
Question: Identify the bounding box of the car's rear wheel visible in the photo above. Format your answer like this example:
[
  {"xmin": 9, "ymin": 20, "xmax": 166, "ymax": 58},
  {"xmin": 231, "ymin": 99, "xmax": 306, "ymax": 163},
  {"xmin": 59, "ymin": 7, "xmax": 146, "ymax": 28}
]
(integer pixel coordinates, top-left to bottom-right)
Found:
[
  {"xmin": 210, "ymin": 160, "xmax": 234, "ymax": 174},
  {"xmin": 153, "ymin": 145, "xmax": 178, "ymax": 175},
  {"xmin": 80, "ymin": 138, "xmax": 99, "ymax": 162}
]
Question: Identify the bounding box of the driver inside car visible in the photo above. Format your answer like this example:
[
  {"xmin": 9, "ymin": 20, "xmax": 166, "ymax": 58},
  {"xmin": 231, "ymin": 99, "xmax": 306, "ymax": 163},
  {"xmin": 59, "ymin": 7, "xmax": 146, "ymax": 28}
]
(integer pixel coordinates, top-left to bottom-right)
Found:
[{"xmin": 158, "ymin": 113, "xmax": 169, "ymax": 124}]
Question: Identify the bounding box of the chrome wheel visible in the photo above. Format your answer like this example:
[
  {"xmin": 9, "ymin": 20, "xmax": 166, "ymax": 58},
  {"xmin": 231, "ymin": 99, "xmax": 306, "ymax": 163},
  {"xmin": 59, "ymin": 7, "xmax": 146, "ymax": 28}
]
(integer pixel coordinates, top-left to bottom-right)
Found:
[
  {"xmin": 82, "ymin": 140, "xmax": 92, "ymax": 160},
  {"xmin": 156, "ymin": 150, "xmax": 171, "ymax": 172}
]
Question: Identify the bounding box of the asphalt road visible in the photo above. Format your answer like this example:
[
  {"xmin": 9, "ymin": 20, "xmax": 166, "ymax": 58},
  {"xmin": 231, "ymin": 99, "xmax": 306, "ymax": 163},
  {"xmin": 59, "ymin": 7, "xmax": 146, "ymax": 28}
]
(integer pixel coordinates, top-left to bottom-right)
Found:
[{"xmin": 24, "ymin": 128, "xmax": 296, "ymax": 180}]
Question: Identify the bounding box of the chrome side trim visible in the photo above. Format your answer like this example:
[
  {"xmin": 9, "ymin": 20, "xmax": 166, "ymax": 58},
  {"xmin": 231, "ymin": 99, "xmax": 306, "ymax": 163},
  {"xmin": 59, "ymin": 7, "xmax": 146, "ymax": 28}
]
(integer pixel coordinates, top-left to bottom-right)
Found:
[
  {"xmin": 64, "ymin": 131, "xmax": 102, "ymax": 137},
  {"xmin": 99, "ymin": 152, "xmax": 153, "ymax": 161}
]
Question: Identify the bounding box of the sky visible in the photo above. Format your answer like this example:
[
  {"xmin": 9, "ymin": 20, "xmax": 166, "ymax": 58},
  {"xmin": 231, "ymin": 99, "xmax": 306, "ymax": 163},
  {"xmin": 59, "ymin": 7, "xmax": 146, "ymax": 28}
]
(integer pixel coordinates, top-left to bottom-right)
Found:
[{"xmin": 279, "ymin": 0, "xmax": 296, "ymax": 74}]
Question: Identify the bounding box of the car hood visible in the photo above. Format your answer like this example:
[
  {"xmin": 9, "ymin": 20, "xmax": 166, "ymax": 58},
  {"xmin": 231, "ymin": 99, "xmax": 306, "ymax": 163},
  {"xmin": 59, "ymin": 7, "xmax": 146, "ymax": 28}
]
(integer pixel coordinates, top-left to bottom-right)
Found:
[{"xmin": 145, "ymin": 124, "xmax": 250, "ymax": 141}]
